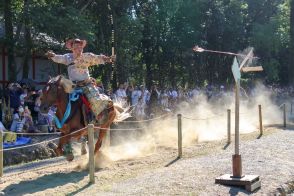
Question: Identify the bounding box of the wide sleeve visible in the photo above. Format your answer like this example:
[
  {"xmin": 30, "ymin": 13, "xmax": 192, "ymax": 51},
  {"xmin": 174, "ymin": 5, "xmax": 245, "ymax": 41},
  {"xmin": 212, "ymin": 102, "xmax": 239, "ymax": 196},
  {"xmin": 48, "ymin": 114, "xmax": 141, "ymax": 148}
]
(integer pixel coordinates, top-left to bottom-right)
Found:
[
  {"xmin": 50, "ymin": 54, "xmax": 69, "ymax": 65},
  {"xmin": 87, "ymin": 53, "xmax": 105, "ymax": 66}
]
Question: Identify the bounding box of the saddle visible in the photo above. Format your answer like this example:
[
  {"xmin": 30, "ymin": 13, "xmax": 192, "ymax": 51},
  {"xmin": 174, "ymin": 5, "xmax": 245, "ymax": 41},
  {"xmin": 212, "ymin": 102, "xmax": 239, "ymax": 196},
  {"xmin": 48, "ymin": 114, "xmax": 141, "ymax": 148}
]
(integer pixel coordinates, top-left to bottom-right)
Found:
[{"xmin": 80, "ymin": 93, "xmax": 114, "ymax": 126}]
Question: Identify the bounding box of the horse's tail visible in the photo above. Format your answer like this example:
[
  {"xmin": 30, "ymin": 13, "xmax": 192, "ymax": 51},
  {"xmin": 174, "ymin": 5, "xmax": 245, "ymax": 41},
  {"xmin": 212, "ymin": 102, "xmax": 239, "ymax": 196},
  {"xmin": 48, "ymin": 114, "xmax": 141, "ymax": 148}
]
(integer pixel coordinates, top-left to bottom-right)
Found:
[{"xmin": 113, "ymin": 103, "xmax": 131, "ymax": 122}]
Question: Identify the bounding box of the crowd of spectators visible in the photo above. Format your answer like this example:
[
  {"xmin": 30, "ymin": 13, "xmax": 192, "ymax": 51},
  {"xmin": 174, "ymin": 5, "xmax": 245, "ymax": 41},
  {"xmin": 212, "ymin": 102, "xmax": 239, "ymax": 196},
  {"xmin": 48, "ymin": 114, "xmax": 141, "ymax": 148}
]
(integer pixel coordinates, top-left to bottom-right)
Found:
[
  {"xmin": 107, "ymin": 82, "xmax": 294, "ymax": 120},
  {"xmin": 0, "ymin": 82, "xmax": 56, "ymax": 139},
  {"xmin": 0, "ymin": 80, "xmax": 293, "ymax": 141},
  {"xmin": 107, "ymin": 83, "xmax": 231, "ymax": 120}
]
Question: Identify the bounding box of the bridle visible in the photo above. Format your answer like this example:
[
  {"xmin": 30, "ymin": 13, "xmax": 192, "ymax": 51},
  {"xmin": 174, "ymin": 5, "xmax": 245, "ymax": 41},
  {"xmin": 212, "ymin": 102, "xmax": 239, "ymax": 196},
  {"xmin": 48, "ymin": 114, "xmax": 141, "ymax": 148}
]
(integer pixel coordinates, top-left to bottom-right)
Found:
[{"xmin": 41, "ymin": 78, "xmax": 63, "ymax": 107}]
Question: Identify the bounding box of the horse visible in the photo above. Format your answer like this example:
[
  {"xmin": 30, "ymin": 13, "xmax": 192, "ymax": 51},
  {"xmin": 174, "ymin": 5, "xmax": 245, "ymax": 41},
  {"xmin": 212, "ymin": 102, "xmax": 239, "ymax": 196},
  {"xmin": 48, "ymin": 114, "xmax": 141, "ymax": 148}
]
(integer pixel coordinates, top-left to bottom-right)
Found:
[{"xmin": 39, "ymin": 75, "xmax": 130, "ymax": 161}]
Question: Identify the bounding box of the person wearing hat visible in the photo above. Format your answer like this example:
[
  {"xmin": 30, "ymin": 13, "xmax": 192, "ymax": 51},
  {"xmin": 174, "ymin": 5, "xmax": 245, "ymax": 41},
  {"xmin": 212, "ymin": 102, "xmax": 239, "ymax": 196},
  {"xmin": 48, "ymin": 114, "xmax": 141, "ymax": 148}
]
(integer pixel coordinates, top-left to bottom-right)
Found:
[
  {"xmin": 8, "ymin": 83, "xmax": 23, "ymax": 114},
  {"xmin": 46, "ymin": 38, "xmax": 115, "ymax": 120}
]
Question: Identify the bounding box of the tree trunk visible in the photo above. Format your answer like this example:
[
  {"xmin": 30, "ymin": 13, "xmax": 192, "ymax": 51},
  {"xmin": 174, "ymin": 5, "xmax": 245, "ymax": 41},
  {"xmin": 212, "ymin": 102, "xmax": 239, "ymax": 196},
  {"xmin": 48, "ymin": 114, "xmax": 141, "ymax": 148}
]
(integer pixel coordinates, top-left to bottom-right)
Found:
[
  {"xmin": 4, "ymin": 0, "xmax": 17, "ymax": 82},
  {"xmin": 290, "ymin": 0, "xmax": 294, "ymax": 84},
  {"xmin": 22, "ymin": 0, "xmax": 32, "ymax": 79}
]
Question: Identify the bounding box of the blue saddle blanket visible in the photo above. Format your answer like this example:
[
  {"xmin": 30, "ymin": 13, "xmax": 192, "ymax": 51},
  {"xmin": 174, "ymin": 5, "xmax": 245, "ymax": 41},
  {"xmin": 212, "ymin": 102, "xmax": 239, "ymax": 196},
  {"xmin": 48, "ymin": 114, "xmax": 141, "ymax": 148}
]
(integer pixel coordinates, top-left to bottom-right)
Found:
[{"xmin": 3, "ymin": 137, "xmax": 32, "ymax": 149}]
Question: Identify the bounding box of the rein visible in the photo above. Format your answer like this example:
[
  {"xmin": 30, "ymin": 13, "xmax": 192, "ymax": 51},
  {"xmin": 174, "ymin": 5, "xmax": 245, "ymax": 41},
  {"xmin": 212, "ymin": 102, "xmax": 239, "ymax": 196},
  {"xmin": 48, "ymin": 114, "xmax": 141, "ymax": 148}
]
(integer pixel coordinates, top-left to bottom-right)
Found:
[{"xmin": 54, "ymin": 89, "xmax": 83, "ymax": 129}]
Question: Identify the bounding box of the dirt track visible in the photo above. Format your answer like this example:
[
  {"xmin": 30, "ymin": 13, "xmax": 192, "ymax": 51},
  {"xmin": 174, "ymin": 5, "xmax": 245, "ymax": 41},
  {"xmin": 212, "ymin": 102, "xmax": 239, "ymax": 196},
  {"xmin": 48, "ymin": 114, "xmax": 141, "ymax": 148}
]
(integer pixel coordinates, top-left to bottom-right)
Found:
[{"xmin": 0, "ymin": 126, "xmax": 293, "ymax": 196}]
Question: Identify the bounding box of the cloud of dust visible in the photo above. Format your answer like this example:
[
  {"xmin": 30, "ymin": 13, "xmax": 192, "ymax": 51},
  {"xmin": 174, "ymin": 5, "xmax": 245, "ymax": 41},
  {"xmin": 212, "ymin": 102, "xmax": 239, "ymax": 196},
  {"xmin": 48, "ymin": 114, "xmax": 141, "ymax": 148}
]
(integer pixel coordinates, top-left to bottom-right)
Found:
[
  {"xmin": 102, "ymin": 83, "xmax": 283, "ymax": 162},
  {"xmin": 149, "ymin": 83, "xmax": 282, "ymax": 147}
]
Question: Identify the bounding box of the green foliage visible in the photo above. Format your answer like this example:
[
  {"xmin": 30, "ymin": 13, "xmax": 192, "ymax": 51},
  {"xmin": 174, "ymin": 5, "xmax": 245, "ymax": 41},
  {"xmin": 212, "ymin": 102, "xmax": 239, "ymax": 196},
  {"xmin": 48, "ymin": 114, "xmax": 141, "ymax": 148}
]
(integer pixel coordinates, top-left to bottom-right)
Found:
[
  {"xmin": 30, "ymin": 4, "xmax": 95, "ymax": 42},
  {"xmin": 0, "ymin": 0, "xmax": 292, "ymax": 86}
]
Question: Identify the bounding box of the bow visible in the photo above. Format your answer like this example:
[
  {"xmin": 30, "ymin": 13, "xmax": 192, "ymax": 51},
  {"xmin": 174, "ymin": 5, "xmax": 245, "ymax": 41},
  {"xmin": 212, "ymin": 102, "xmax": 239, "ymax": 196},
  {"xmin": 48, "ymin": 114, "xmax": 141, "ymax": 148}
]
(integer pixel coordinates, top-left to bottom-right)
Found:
[{"xmin": 107, "ymin": 0, "xmax": 115, "ymax": 85}]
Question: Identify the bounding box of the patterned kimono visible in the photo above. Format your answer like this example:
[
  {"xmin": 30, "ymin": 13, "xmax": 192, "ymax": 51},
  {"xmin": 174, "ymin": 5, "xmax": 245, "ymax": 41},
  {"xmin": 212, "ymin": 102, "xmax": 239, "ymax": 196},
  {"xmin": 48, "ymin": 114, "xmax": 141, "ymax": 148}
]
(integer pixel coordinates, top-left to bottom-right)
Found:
[{"xmin": 51, "ymin": 53, "xmax": 110, "ymax": 118}]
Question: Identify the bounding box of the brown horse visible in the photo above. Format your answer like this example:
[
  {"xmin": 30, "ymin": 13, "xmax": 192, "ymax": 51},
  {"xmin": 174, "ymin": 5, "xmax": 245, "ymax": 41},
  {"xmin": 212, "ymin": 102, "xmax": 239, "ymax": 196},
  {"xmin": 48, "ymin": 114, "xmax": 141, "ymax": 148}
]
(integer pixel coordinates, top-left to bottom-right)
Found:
[{"xmin": 39, "ymin": 75, "xmax": 129, "ymax": 161}]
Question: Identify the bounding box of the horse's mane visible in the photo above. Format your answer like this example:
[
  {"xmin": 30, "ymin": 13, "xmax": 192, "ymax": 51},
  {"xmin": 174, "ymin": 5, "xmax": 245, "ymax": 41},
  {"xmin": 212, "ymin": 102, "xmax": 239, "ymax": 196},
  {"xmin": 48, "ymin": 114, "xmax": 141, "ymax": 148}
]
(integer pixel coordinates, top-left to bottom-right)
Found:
[{"xmin": 49, "ymin": 75, "xmax": 74, "ymax": 93}]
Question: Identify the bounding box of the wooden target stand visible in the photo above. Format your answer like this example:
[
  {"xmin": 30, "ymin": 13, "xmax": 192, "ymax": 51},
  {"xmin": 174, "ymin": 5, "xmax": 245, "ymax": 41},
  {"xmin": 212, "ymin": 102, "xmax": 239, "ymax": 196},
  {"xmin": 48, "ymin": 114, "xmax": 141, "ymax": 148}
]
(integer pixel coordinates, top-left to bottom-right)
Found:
[{"xmin": 215, "ymin": 49, "xmax": 263, "ymax": 192}]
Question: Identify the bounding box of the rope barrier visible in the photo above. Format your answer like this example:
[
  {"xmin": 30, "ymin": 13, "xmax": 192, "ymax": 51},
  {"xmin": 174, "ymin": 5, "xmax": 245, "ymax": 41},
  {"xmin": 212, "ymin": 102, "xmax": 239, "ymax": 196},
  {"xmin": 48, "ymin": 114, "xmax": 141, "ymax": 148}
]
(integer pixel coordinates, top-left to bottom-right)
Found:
[
  {"xmin": 0, "ymin": 102, "xmax": 287, "ymax": 152},
  {"xmin": 278, "ymin": 103, "xmax": 286, "ymax": 108},
  {"xmin": 2, "ymin": 131, "xmax": 61, "ymax": 135},
  {"xmin": 94, "ymin": 126, "xmax": 145, "ymax": 131},
  {"xmin": 94, "ymin": 127, "xmax": 144, "ymax": 131},
  {"xmin": 181, "ymin": 110, "xmax": 258, "ymax": 121},
  {"xmin": 182, "ymin": 112, "xmax": 225, "ymax": 121},
  {"xmin": 117, "ymin": 113, "xmax": 173, "ymax": 123},
  {"xmin": 1, "ymin": 127, "xmax": 87, "ymax": 152}
]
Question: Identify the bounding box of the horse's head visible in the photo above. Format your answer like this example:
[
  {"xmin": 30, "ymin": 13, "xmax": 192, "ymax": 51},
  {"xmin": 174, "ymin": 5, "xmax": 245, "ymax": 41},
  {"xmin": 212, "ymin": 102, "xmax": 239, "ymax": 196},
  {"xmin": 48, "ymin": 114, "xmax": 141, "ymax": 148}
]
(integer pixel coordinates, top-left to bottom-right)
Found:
[{"xmin": 40, "ymin": 75, "xmax": 74, "ymax": 113}]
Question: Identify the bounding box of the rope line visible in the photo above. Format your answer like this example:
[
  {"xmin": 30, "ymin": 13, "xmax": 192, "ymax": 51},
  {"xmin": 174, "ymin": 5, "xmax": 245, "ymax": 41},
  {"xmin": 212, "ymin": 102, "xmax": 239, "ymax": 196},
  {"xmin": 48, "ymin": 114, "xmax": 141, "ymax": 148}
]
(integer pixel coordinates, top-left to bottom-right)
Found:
[
  {"xmin": 182, "ymin": 113, "xmax": 225, "ymax": 121},
  {"xmin": 278, "ymin": 103, "xmax": 286, "ymax": 108},
  {"xmin": 94, "ymin": 126, "xmax": 145, "ymax": 131},
  {"xmin": 2, "ymin": 131, "xmax": 61, "ymax": 135},
  {"xmin": 1, "ymin": 127, "xmax": 87, "ymax": 152},
  {"xmin": 0, "ymin": 102, "xmax": 286, "ymax": 151},
  {"xmin": 118, "ymin": 113, "xmax": 173, "ymax": 123}
]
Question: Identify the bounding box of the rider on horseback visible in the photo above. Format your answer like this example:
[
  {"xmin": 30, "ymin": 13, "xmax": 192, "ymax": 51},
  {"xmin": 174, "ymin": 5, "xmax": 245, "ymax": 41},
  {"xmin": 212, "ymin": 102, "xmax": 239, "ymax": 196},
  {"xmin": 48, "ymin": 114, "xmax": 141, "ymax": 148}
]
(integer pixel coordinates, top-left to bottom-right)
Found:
[{"xmin": 46, "ymin": 38, "xmax": 115, "ymax": 121}]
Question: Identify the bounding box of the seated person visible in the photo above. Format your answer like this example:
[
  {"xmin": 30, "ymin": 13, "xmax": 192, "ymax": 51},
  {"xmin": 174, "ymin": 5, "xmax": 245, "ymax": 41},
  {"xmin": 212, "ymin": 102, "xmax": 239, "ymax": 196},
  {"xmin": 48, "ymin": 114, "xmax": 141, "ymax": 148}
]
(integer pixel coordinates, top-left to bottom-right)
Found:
[
  {"xmin": 47, "ymin": 106, "xmax": 56, "ymax": 132},
  {"xmin": 10, "ymin": 106, "xmax": 25, "ymax": 133},
  {"xmin": 23, "ymin": 106, "xmax": 35, "ymax": 133},
  {"xmin": 1, "ymin": 117, "xmax": 17, "ymax": 143},
  {"xmin": 0, "ymin": 120, "xmax": 6, "ymax": 133}
]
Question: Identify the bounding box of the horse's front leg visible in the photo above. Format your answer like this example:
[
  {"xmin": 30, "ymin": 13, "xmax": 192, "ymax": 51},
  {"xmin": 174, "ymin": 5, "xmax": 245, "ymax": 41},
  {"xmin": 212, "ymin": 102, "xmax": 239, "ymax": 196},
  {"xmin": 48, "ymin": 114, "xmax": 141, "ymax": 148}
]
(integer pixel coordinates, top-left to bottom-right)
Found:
[
  {"xmin": 56, "ymin": 134, "xmax": 74, "ymax": 162},
  {"xmin": 55, "ymin": 134, "xmax": 67, "ymax": 156},
  {"xmin": 94, "ymin": 128, "xmax": 107, "ymax": 154}
]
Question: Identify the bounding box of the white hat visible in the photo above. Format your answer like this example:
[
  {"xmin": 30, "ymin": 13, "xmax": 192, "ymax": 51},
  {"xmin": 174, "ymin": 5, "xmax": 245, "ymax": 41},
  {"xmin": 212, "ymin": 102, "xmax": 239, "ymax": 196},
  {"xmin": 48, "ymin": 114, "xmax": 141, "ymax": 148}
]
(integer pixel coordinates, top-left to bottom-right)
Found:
[{"xmin": 18, "ymin": 106, "xmax": 24, "ymax": 113}]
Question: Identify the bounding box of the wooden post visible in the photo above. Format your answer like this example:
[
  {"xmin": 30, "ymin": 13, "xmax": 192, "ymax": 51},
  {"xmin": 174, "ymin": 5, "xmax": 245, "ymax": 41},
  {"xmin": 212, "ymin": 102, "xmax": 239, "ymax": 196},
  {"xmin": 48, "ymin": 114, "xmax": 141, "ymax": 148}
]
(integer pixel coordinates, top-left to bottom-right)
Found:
[
  {"xmin": 227, "ymin": 109, "xmax": 231, "ymax": 143},
  {"xmin": 88, "ymin": 124, "xmax": 95, "ymax": 183},
  {"xmin": 235, "ymin": 81, "xmax": 240, "ymax": 155},
  {"xmin": 0, "ymin": 130, "xmax": 3, "ymax": 177},
  {"xmin": 177, "ymin": 114, "xmax": 182, "ymax": 158},
  {"xmin": 216, "ymin": 52, "xmax": 262, "ymax": 191},
  {"xmin": 233, "ymin": 80, "xmax": 242, "ymax": 177},
  {"xmin": 32, "ymin": 51, "xmax": 36, "ymax": 80},
  {"xmin": 2, "ymin": 47, "xmax": 6, "ymax": 89},
  {"xmin": 258, "ymin": 105, "xmax": 263, "ymax": 135},
  {"xmin": 283, "ymin": 103, "xmax": 286, "ymax": 128}
]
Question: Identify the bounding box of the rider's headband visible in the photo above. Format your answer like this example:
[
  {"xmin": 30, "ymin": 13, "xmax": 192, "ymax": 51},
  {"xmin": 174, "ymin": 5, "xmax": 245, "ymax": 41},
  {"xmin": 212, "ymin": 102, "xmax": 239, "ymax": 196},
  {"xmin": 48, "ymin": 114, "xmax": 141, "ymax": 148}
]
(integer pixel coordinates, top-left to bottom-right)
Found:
[{"xmin": 65, "ymin": 39, "xmax": 87, "ymax": 50}]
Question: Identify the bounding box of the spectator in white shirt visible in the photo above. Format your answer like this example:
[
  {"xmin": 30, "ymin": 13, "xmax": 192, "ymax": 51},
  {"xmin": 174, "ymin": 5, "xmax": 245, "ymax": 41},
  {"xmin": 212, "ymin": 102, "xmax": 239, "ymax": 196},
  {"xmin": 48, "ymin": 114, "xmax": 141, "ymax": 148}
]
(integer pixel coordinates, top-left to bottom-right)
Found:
[
  {"xmin": 20, "ymin": 88, "xmax": 28, "ymax": 106},
  {"xmin": 140, "ymin": 85, "xmax": 149, "ymax": 104},
  {"xmin": 131, "ymin": 86, "xmax": 142, "ymax": 106},
  {"xmin": 115, "ymin": 83, "xmax": 127, "ymax": 106},
  {"xmin": 135, "ymin": 96, "xmax": 146, "ymax": 120}
]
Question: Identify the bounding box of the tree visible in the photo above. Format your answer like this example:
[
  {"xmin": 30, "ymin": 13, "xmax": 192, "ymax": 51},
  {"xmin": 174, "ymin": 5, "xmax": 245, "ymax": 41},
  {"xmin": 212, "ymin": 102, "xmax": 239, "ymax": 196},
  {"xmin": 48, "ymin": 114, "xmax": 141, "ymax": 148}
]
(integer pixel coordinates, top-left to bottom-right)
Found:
[
  {"xmin": 290, "ymin": 0, "xmax": 294, "ymax": 83},
  {"xmin": 3, "ymin": 0, "xmax": 17, "ymax": 81}
]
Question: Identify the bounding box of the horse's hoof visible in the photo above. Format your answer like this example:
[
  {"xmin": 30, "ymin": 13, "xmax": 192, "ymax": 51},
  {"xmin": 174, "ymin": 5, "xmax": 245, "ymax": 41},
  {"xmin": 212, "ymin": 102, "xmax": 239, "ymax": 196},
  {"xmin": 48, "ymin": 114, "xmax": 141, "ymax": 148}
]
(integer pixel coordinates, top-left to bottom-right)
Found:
[
  {"xmin": 66, "ymin": 154, "xmax": 74, "ymax": 162},
  {"xmin": 55, "ymin": 148, "xmax": 63, "ymax": 156}
]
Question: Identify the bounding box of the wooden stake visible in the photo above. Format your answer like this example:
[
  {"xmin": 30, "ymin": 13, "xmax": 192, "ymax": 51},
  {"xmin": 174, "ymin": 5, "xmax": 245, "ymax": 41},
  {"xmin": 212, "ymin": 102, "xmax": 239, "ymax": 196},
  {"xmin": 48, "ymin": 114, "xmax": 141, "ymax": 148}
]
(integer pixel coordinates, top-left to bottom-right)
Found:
[
  {"xmin": 233, "ymin": 80, "xmax": 242, "ymax": 177},
  {"xmin": 177, "ymin": 114, "xmax": 182, "ymax": 158},
  {"xmin": 88, "ymin": 124, "xmax": 95, "ymax": 183},
  {"xmin": 259, "ymin": 105, "xmax": 263, "ymax": 135},
  {"xmin": 227, "ymin": 109, "xmax": 231, "ymax": 143},
  {"xmin": 235, "ymin": 81, "xmax": 240, "ymax": 155},
  {"xmin": 283, "ymin": 104, "xmax": 286, "ymax": 128}
]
